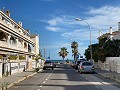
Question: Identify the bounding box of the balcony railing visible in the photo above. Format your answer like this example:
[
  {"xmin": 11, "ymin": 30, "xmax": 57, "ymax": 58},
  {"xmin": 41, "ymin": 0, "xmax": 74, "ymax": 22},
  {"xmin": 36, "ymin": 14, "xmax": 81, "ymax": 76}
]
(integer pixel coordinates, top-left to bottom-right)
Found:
[{"xmin": 0, "ymin": 19, "xmax": 34, "ymax": 44}]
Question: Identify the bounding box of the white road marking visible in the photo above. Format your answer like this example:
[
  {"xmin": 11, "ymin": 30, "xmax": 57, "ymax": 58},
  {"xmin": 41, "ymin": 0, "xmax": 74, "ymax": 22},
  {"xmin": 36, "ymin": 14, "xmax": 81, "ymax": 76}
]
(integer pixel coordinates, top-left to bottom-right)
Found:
[
  {"xmin": 49, "ymin": 74, "xmax": 51, "ymax": 77},
  {"xmin": 47, "ymin": 76, "xmax": 49, "ymax": 79},
  {"xmin": 43, "ymin": 81, "xmax": 46, "ymax": 84},
  {"xmin": 46, "ymin": 79, "xmax": 48, "ymax": 81},
  {"xmin": 39, "ymin": 85, "xmax": 43, "ymax": 87},
  {"xmin": 37, "ymin": 89, "xmax": 40, "ymax": 90}
]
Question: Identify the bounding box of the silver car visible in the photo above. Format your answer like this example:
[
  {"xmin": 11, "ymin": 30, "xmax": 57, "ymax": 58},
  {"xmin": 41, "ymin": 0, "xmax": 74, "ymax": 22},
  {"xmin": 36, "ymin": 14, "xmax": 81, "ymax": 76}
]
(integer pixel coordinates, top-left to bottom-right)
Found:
[{"xmin": 78, "ymin": 61, "xmax": 94, "ymax": 74}]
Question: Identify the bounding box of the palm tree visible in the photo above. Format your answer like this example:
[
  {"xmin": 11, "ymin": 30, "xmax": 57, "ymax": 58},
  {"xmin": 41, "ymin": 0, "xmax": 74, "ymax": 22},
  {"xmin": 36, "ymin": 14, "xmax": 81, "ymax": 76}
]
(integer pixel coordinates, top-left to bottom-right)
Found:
[
  {"xmin": 71, "ymin": 41, "xmax": 79, "ymax": 62},
  {"xmin": 58, "ymin": 47, "xmax": 69, "ymax": 63}
]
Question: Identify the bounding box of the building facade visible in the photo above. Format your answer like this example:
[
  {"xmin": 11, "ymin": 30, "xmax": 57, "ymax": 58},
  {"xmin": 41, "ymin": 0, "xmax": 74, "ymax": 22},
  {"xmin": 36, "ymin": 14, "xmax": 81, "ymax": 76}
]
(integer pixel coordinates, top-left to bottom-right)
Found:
[{"xmin": 0, "ymin": 10, "xmax": 39, "ymax": 77}]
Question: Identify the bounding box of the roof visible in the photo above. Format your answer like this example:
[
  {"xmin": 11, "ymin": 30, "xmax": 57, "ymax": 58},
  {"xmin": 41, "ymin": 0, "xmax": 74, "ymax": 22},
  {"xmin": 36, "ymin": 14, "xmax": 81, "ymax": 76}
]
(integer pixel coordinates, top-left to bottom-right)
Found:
[
  {"xmin": 98, "ymin": 30, "xmax": 120, "ymax": 39},
  {"xmin": 30, "ymin": 34, "xmax": 39, "ymax": 38}
]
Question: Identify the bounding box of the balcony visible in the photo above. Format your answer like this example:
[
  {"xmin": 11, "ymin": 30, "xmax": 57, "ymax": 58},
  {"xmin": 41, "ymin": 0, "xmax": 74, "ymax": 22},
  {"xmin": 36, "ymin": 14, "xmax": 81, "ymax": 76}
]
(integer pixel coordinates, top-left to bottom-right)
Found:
[
  {"xmin": 0, "ymin": 41, "xmax": 28, "ymax": 52},
  {"xmin": 0, "ymin": 19, "xmax": 34, "ymax": 44}
]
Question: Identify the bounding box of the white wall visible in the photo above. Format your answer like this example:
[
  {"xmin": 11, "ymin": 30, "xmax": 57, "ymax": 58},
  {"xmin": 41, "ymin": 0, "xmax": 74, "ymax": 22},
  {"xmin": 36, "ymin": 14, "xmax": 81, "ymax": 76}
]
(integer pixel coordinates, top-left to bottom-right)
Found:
[
  {"xmin": 105, "ymin": 57, "xmax": 120, "ymax": 73},
  {"xmin": 0, "ymin": 63, "xmax": 2, "ymax": 78},
  {"xmin": 11, "ymin": 61, "xmax": 26, "ymax": 74}
]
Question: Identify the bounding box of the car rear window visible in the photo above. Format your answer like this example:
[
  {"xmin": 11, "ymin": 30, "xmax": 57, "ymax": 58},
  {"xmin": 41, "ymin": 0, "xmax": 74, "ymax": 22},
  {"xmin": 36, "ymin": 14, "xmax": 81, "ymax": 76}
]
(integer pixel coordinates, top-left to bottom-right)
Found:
[
  {"xmin": 45, "ymin": 61, "xmax": 52, "ymax": 64},
  {"xmin": 82, "ymin": 62, "xmax": 92, "ymax": 66},
  {"xmin": 77, "ymin": 61, "xmax": 83, "ymax": 64}
]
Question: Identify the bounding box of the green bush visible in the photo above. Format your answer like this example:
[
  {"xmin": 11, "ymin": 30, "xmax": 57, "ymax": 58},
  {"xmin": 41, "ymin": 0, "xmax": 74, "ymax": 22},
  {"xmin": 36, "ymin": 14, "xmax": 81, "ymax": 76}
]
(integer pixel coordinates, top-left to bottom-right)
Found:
[
  {"xmin": 35, "ymin": 68, "xmax": 39, "ymax": 73},
  {"xmin": 8, "ymin": 55, "xmax": 18, "ymax": 60},
  {"xmin": 19, "ymin": 55, "xmax": 26, "ymax": 60},
  {"xmin": 0, "ymin": 55, "xmax": 3, "ymax": 59}
]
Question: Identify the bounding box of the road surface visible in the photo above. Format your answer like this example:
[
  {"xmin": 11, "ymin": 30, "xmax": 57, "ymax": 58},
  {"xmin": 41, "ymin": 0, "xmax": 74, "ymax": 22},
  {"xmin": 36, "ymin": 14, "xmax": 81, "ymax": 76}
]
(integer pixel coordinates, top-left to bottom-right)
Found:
[{"xmin": 8, "ymin": 64, "xmax": 120, "ymax": 90}]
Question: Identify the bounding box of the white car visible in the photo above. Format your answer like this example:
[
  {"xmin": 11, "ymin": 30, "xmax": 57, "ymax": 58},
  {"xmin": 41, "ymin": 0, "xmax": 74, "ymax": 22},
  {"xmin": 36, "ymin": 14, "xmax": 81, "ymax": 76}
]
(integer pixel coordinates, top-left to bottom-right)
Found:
[{"xmin": 78, "ymin": 61, "xmax": 94, "ymax": 74}]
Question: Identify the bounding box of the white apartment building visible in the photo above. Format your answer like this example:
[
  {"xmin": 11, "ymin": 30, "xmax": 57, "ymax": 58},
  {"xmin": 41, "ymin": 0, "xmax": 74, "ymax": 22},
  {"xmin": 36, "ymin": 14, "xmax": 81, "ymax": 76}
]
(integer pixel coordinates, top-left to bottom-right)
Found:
[{"xmin": 0, "ymin": 10, "xmax": 39, "ymax": 77}]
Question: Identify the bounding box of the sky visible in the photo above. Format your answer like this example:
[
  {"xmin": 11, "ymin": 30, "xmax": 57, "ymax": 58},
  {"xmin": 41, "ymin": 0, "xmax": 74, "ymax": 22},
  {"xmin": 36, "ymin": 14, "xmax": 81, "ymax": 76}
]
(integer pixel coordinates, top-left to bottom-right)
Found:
[{"xmin": 0, "ymin": 0, "xmax": 120, "ymax": 60}]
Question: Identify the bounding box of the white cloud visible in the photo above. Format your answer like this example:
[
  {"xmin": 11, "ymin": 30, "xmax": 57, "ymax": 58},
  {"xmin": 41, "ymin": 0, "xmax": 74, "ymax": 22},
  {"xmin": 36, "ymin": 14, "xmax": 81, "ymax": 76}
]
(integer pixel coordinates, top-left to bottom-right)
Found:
[
  {"xmin": 46, "ymin": 16, "xmax": 77, "ymax": 32},
  {"xmin": 46, "ymin": 6, "xmax": 120, "ymax": 33},
  {"xmin": 48, "ymin": 19, "xmax": 57, "ymax": 26},
  {"xmin": 46, "ymin": 26, "xmax": 60, "ymax": 32},
  {"xmin": 61, "ymin": 29, "xmax": 99, "ymax": 42},
  {"xmin": 44, "ymin": 6, "xmax": 120, "ymax": 59},
  {"xmin": 57, "ymin": 6, "xmax": 120, "ymax": 43},
  {"xmin": 86, "ymin": 6, "xmax": 120, "ymax": 29}
]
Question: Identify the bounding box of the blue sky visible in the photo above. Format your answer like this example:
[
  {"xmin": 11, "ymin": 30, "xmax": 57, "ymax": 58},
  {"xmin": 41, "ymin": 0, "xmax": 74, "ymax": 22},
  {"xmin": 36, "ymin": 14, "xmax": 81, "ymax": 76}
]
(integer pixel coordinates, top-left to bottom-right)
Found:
[{"xmin": 1, "ymin": 0, "xmax": 120, "ymax": 60}]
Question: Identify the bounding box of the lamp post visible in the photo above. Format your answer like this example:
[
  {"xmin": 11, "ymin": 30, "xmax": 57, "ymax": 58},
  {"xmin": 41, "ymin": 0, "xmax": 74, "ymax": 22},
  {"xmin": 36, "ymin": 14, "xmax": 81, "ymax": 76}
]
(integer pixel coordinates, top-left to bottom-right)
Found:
[{"xmin": 75, "ymin": 18, "xmax": 92, "ymax": 60}]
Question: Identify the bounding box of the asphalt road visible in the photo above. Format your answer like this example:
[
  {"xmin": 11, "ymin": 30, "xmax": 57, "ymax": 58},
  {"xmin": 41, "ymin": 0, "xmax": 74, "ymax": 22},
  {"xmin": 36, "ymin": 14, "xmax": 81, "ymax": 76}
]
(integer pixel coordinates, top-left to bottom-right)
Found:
[{"xmin": 8, "ymin": 64, "xmax": 120, "ymax": 90}]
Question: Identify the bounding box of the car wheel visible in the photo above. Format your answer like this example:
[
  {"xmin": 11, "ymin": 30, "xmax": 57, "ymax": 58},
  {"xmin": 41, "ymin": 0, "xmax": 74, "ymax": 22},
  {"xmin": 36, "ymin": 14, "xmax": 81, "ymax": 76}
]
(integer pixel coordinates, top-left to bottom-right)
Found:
[
  {"xmin": 43, "ymin": 67, "xmax": 45, "ymax": 70},
  {"xmin": 80, "ymin": 71, "xmax": 82, "ymax": 74},
  {"xmin": 52, "ymin": 67, "xmax": 54, "ymax": 70}
]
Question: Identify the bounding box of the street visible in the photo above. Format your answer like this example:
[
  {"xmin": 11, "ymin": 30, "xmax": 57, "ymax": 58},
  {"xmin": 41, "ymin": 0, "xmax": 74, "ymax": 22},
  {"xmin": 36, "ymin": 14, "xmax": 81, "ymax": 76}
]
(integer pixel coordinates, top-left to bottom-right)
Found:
[{"xmin": 8, "ymin": 64, "xmax": 120, "ymax": 90}]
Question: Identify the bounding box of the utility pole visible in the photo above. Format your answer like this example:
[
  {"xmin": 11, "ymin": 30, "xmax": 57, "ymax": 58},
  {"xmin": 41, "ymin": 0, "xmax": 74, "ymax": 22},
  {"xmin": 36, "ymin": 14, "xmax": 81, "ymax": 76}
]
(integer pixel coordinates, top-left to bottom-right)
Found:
[
  {"xmin": 49, "ymin": 50, "xmax": 50, "ymax": 59},
  {"xmin": 43, "ymin": 45, "xmax": 46, "ymax": 59}
]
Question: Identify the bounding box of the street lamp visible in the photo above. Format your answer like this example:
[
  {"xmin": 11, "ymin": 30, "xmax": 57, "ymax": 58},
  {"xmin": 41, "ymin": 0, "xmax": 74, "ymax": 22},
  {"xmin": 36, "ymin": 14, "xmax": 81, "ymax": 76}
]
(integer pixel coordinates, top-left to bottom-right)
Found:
[{"xmin": 75, "ymin": 18, "xmax": 92, "ymax": 60}]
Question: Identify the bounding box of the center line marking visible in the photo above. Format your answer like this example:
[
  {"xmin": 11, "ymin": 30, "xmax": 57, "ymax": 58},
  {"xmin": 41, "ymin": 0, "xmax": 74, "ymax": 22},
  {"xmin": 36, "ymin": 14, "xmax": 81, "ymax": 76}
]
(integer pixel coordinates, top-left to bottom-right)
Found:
[
  {"xmin": 39, "ymin": 85, "xmax": 43, "ymax": 87},
  {"xmin": 43, "ymin": 81, "xmax": 46, "ymax": 84},
  {"xmin": 46, "ymin": 79, "xmax": 48, "ymax": 80},
  {"xmin": 47, "ymin": 77, "xmax": 49, "ymax": 79}
]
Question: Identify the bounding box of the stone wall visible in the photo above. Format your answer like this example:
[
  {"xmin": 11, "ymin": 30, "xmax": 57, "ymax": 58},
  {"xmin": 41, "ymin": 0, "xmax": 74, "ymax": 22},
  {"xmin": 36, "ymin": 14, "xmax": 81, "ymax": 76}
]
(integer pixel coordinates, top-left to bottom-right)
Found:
[{"xmin": 97, "ymin": 57, "xmax": 120, "ymax": 73}]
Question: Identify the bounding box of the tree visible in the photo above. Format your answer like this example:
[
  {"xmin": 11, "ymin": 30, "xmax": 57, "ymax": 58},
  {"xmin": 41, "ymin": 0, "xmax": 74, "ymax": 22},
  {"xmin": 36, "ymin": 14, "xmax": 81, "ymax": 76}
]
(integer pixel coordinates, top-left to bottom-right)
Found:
[
  {"xmin": 84, "ymin": 36, "xmax": 120, "ymax": 63},
  {"xmin": 71, "ymin": 41, "xmax": 79, "ymax": 62},
  {"xmin": 58, "ymin": 47, "xmax": 69, "ymax": 62}
]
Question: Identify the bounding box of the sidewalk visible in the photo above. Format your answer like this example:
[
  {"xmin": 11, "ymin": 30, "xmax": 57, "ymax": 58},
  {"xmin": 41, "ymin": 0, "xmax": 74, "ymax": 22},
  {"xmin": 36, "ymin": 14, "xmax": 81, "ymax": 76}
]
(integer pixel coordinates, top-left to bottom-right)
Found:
[
  {"xmin": 96, "ymin": 68, "xmax": 120, "ymax": 83},
  {"xmin": 0, "ymin": 68, "xmax": 43, "ymax": 90}
]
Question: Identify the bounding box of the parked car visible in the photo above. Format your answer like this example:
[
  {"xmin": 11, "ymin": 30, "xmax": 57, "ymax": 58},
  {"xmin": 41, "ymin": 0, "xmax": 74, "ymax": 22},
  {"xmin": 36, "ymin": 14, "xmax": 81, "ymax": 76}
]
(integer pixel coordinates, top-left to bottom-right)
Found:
[
  {"xmin": 43, "ymin": 61, "xmax": 54, "ymax": 70},
  {"xmin": 74, "ymin": 59, "xmax": 87, "ymax": 70},
  {"xmin": 78, "ymin": 61, "xmax": 94, "ymax": 74},
  {"xmin": 70, "ymin": 62, "xmax": 74, "ymax": 67},
  {"xmin": 53, "ymin": 62, "xmax": 56, "ymax": 68}
]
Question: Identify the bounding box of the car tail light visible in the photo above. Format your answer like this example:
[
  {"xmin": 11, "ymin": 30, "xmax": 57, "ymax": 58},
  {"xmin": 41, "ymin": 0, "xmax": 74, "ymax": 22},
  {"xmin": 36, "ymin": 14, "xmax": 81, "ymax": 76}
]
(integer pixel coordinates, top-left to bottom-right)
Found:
[
  {"xmin": 80, "ymin": 66, "xmax": 84, "ymax": 69},
  {"xmin": 92, "ymin": 66, "xmax": 94, "ymax": 69}
]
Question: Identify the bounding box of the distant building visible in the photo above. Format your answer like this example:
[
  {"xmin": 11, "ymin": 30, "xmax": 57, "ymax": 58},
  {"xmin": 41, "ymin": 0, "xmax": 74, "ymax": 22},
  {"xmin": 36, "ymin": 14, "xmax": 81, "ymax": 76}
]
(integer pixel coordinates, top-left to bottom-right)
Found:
[{"xmin": 0, "ymin": 10, "xmax": 39, "ymax": 77}]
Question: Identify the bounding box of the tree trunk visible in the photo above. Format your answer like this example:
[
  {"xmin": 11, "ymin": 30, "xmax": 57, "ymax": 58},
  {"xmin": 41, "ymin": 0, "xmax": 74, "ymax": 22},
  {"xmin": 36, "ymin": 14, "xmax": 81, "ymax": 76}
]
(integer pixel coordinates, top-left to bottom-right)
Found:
[
  {"xmin": 74, "ymin": 54, "xmax": 75, "ymax": 61},
  {"xmin": 63, "ymin": 57, "xmax": 65, "ymax": 64}
]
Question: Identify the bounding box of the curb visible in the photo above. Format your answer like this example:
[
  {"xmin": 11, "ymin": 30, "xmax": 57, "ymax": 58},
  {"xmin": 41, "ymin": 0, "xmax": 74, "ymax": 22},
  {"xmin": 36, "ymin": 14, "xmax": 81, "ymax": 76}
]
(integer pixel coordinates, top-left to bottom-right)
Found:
[{"xmin": 0, "ymin": 69, "xmax": 43, "ymax": 90}]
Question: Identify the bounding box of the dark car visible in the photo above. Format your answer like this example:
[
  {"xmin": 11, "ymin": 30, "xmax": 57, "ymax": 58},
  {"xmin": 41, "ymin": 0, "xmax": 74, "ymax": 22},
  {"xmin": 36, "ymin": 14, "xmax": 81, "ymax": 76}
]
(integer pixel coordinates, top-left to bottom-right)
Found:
[
  {"xmin": 43, "ymin": 61, "xmax": 54, "ymax": 70},
  {"xmin": 53, "ymin": 62, "xmax": 56, "ymax": 68}
]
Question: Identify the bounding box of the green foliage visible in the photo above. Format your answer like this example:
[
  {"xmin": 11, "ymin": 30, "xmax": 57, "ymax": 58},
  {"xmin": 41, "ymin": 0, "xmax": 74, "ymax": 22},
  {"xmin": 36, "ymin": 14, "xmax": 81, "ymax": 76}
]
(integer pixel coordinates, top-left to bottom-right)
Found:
[
  {"xmin": 35, "ymin": 54, "xmax": 41, "ymax": 63},
  {"xmin": 58, "ymin": 47, "xmax": 69, "ymax": 60},
  {"xmin": 35, "ymin": 68, "xmax": 39, "ymax": 73},
  {"xmin": 84, "ymin": 37, "xmax": 120, "ymax": 63},
  {"xmin": 19, "ymin": 55, "xmax": 26, "ymax": 60},
  {"xmin": 8, "ymin": 55, "xmax": 18, "ymax": 60},
  {"xmin": 32, "ymin": 56, "xmax": 35, "ymax": 60},
  {"xmin": 0, "ymin": 55, "xmax": 3, "ymax": 59},
  {"xmin": 71, "ymin": 41, "xmax": 79, "ymax": 61}
]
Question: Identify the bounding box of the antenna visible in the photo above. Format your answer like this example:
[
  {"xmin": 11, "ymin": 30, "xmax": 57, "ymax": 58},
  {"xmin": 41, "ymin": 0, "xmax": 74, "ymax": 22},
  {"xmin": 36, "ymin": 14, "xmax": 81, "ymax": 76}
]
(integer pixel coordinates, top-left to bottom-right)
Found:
[{"xmin": 43, "ymin": 44, "xmax": 46, "ymax": 59}]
